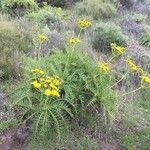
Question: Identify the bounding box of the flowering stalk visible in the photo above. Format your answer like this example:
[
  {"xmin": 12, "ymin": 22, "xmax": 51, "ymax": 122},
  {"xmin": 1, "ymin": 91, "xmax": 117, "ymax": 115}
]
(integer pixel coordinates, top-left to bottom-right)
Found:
[{"xmin": 37, "ymin": 42, "xmax": 42, "ymax": 60}]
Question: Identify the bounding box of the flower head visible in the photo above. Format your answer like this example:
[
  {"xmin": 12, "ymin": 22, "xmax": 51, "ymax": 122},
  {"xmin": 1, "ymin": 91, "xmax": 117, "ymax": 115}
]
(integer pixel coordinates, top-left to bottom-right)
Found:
[
  {"xmin": 125, "ymin": 58, "xmax": 144, "ymax": 73},
  {"xmin": 140, "ymin": 75, "xmax": 150, "ymax": 84},
  {"xmin": 53, "ymin": 79, "xmax": 60, "ymax": 85},
  {"xmin": 44, "ymin": 89, "xmax": 60, "ymax": 97},
  {"xmin": 99, "ymin": 63, "xmax": 110, "ymax": 73},
  {"xmin": 31, "ymin": 80, "xmax": 42, "ymax": 89},
  {"xmin": 111, "ymin": 43, "xmax": 126, "ymax": 55},
  {"xmin": 78, "ymin": 19, "xmax": 92, "ymax": 29},
  {"xmin": 50, "ymin": 90, "xmax": 60, "ymax": 97},
  {"xmin": 44, "ymin": 89, "xmax": 51, "ymax": 96},
  {"xmin": 69, "ymin": 37, "xmax": 81, "ymax": 44},
  {"xmin": 31, "ymin": 69, "xmax": 44, "ymax": 75},
  {"xmin": 31, "ymin": 69, "xmax": 61, "ymax": 97},
  {"xmin": 38, "ymin": 34, "xmax": 48, "ymax": 42}
]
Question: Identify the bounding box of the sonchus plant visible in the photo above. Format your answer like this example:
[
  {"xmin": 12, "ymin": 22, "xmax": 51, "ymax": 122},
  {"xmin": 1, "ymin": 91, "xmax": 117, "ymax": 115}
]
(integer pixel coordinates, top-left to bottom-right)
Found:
[{"xmin": 12, "ymin": 68, "xmax": 73, "ymax": 139}]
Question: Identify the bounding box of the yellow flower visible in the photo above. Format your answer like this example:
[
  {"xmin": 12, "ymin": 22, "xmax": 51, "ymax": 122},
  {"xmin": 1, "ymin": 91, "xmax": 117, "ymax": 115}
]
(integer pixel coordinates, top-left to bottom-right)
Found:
[
  {"xmin": 49, "ymin": 83, "xmax": 58, "ymax": 90},
  {"xmin": 43, "ymin": 84, "xmax": 48, "ymax": 88},
  {"xmin": 140, "ymin": 75, "xmax": 150, "ymax": 83},
  {"xmin": 47, "ymin": 76, "xmax": 53, "ymax": 80},
  {"xmin": 31, "ymin": 69, "xmax": 39, "ymax": 73},
  {"xmin": 44, "ymin": 89, "xmax": 51, "ymax": 96},
  {"xmin": 125, "ymin": 58, "xmax": 144, "ymax": 73},
  {"xmin": 31, "ymin": 69, "xmax": 44, "ymax": 75},
  {"xmin": 39, "ymin": 78, "xmax": 45, "ymax": 82},
  {"xmin": 78, "ymin": 19, "xmax": 92, "ymax": 29},
  {"xmin": 38, "ymin": 34, "xmax": 48, "ymax": 42},
  {"xmin": 69, "ymin": 37, "xmax": 81, "ymax": 44},
  {"xmin": 39, "ymin": 70, "xmax": 44, "ymax": 75},
  {"xmin": 44, "ymin": 89, "xmax": 60, "ymax": 97},
  {"xmin": 51, "ymin": 90, "xmax": 60, "ymax": 97},
  {"xmin": 53, "ymin": 79, "xmax": 60, "ymax": 85},
  {"xmin": 31, "ymin": 80, "xmax": 41, "ymax": 89},
  {"xmin": 99, "ymin": 63, "xmax": 110, "ymax": 73},
  {"xmin": 111, "ymin": 43, "xmax": 126, "ymax": 55}
]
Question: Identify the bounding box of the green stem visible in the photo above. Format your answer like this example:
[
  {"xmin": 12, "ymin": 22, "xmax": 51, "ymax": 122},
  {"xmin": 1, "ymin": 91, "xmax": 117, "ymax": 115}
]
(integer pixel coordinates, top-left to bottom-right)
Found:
[
  {"xmin": 109, "ymin": 71, "xmax": 129, "ymax": 89},
  {"xmin": 37, "ymin": 42, "xmax": 42, "ymax": 60},
  {"xmin": 78, "ymin": 29, "xmax": 83, "ymax": 38}
]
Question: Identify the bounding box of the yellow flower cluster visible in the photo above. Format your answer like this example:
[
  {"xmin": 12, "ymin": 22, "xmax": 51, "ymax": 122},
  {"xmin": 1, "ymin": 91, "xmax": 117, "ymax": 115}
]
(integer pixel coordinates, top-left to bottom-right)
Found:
[
  {"xmin": 125, "ymin": 58, "xmax": 150, "ymax": 85},
  {"xmin": 125, "ymin": 58, "xmax": 144, "ymax": 73},
  {"xmin": 31, "ymin": 69, "xmax": 45, "ymax": 75},
  {"xmin": 78, "ymin": 19, "xmax": 92, "ymax": 29},
  {"xmin": 31, "ymin": 69, "xmax": 61, "ymax": 97},
  {"xmin": 69, "ymin": 37, "xmax": 81, "ymax": 44},
  {"xmin": 99, "ymin": 63, "xmax": 110, "ymax": 73},
  {"xmin": 31, "ymin": 80, "xmax": 42, "ymax": 89},
  {"xmin": 111, "ymin": 43, "xmax": 126, "ymax": 55},
  {"xmin": 38, "ymin": 34, "xmax": 48, "ymax": 42},
  {"xmin": 140, "ymin": 75, "xmax": 150, "ymax": 84}
]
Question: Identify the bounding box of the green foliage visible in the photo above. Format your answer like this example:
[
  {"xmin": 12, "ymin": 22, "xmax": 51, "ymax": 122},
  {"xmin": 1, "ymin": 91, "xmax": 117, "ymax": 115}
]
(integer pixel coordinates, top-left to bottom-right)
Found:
[
  {"xmin": 1, "ymin": 0, "xmax": 38, "ymax": 16},
  {"xmin": 132, "ymin": 13, "xmax": 146, "ymax": 23},
  {"xmin": 26, "ymin": 6, "xmax": 63, "ymax": 29},
  {"xmin": 0, "ymin": 20, "xmax": 33, "ymax": 80},
  {"xmin": 28, "ymin": 130, "xmax": 98, "ymax": 150},
  {"xmin": 92, "ymin": 22, "xmax": 128, "ymax": 53},
  {"xmin": 141, "ymin": 31, "xmax": 150, "ymax": 47},
  {"xmin": 115, "ymin": 89, "xmax": 150, "ymax": 150},
  {"xmin": 12, "ymin": 47, "xmax": 117, "ymax": 139},
  {"xmin": 49, "ymin": 0, "xmax": 79, "ymax": 7},
  {"xmin": 0, "ymin": 119, "xmax": 17, "ymax": 132},
  {"xmin": 75, "ymin": 0, "xmax": 117, "ymax": 20}
]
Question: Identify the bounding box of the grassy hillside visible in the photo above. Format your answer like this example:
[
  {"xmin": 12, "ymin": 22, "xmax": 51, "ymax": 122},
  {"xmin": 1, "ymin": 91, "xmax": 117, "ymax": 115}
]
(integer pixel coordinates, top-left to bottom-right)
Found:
[{"xmin": 0, "ymin": 0, "xmax": 150, "ymax": 150}]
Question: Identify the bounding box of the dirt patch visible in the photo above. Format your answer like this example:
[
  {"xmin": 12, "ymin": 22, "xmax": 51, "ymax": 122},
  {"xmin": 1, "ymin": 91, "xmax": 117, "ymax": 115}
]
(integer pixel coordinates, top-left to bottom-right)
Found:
[{"xmin": 0, "ymin": 126, "xmax": 30, "ymax": 150}]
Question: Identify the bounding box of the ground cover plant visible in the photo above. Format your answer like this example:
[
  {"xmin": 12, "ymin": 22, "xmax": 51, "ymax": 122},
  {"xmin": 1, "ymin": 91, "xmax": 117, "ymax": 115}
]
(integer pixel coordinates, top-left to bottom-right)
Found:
[{"xmin": 0, "ymin": 0, "xmax": 150, "ymax": 150}]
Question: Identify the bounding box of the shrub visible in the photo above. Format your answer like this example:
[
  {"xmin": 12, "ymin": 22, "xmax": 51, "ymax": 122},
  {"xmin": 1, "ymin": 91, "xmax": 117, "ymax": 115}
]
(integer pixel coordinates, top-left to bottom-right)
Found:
[
  {"xmin": 141, "ymin": 31, "xmax": 150, "ymax": 47},
  {"xmin": 92, "ymin": 22, "xmax": 128, "ymax": 53},
  {"xmin": 75, "ymin": 0, "xmax": 117, "ymax": 20},
  {"xmin": 0, "ymin": 20, "xmax": 33, "ymax": 80},
  {"xmin": 26, "ymin": 6, "xmax": 63, "ymax": 29},
  {"xmin": 119, "ymin": 0, "xmax": 136, "ymax": 8},
  {"xmin": 50, "ymin": 0, "xmax": 79, "ymax": 8},
  {"xmin": 1, "ymin": 0, "xmax": 38, "ymax": 16},
  {"xmin": 133, "ymin": 1, "xmax": 150, "ymax": 14},
  {"xmin": 132, "ymin": 13, "xmax": 146, "ymax": 23},
  {"xmin": 12, "ymin": 47, "xmax": 117, "ymax": 138},
  {"xmin": 121, "ymin": 16, "xmax": 145, "ymax": 38},
  {"xmin": 41, "ymin": 30, "xmax": 66, "ymax": 55},
  {"xmin": 36, "ymin": 0, "xmax": 79, "ymax": 7}
]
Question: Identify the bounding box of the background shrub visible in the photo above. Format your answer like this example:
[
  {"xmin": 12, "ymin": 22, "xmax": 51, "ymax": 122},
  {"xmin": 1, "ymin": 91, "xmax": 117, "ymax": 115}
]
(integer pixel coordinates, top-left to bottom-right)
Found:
[
  {"xmin": 75, "ymin": 0, "xmax": 117, "ymax": 20},
  {"xmin": 1, "ymin": 0, "xmax": 38, "ymax": 16},
  {"xmin": 0, "ymin": 20, "xmax": 33, "ymax": 80},
  {"xmin": 121, "ymin": 15, "xmax": 146, "ymax": 38},
  {"xmin": 26, "ymin": 6, "xmax": 63, "ymax": 29},
  {"xmin": 36, "ymin": 0, "xmax": 79, "ymax": 8},
  {"xmin": 132, "ymin": 13, "xmax": 146, "ymax": 23},
  {"xmin": 92, "ymin": 22, "xmax": 128, "ymax": 53},
  {"xmin": 36, "ymin": 28, "xmax": 66, "ymax": 56},
  {"xmin": 119, "ymin": 0, "xmax": 136, "ymax": 8},
  {"xmin": 141, "ymin": 31, "xmax": 150, "ymax": 47}
]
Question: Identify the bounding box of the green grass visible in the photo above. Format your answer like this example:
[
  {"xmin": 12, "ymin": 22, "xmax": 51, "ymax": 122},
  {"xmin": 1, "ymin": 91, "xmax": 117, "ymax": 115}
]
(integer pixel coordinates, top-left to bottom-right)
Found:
[
  {"xmin": 0, "ymin": 0, "xmax": 150, "ymax": 149},
  {"xmin": 115, "ymin": 89, "xmax": 150, "ymax": 150},
  {"xmin": 0, "ymin": 119, "xmax": 17, "ymax": 133}
]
